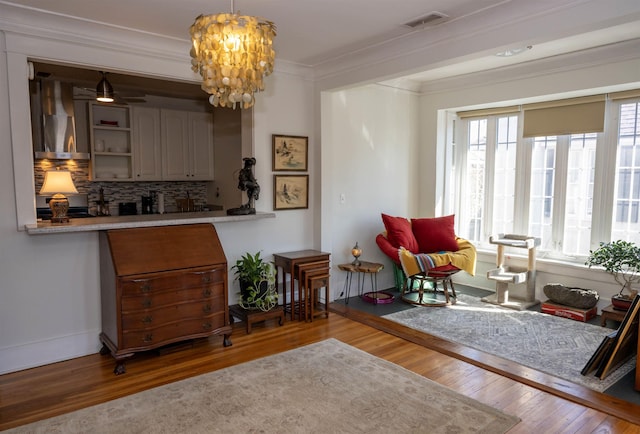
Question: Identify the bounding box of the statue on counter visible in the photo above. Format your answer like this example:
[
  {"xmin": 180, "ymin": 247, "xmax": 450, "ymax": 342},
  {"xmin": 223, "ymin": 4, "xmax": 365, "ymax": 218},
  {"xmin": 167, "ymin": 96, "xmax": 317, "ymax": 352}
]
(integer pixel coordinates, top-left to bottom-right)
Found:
[{"xmin": 227, "ymin": 157, "xmax": 260, "ymax": 215}]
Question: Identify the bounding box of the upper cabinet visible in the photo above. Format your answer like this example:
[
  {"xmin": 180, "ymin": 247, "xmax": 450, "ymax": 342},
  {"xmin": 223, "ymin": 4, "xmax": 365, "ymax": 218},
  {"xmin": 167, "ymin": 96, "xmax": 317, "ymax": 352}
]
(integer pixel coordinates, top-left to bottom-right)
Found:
[
  {"xmin": 132, "ymin": 107, "xmax": 162, "ymax": 181},
  {"xmin": 88, "ymin": 106, "xmax": 214, "ymax": 182},
  {"xmin": 161, "ymin": 109, "xmax": 214, "ymax": 181},
  {"xmin": 89, "ymin": 103, "xmax": 133, "ymax": 180}
]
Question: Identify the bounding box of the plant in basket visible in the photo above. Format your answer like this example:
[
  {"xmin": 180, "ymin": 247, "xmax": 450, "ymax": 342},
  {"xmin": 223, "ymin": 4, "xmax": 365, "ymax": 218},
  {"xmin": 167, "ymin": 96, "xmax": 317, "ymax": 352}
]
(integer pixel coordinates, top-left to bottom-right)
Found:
[
  {"xmin": 231, "ymin": 251, "xmax": 278, "ymax": 311},
  {"xmin": 586, "ymin": 240, "xmax": 640, "ymax": 310}
]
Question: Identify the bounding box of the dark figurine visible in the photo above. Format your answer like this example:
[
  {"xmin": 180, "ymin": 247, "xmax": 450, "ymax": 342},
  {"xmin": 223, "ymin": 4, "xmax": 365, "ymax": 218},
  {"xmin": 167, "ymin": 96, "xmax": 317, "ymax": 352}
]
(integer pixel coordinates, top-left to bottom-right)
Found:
[{"xmin": 227, "ymin": 157, "xmax": 260, "ymax": 215}]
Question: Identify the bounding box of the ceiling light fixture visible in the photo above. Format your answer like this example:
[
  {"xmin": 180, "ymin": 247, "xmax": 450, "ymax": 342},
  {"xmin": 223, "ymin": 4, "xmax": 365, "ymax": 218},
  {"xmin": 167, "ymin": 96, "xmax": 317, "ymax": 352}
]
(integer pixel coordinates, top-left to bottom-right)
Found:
[
  {"xmin": 189, "ymin": 0, "xmax": 276, "ymax": 109},
  {"xmin": 96, "ymin": 71, "xmax": 114, "ymax": 103},
  {"xmin": 495, "ymin": 45, "xmax": 533, "ymax": 57}
]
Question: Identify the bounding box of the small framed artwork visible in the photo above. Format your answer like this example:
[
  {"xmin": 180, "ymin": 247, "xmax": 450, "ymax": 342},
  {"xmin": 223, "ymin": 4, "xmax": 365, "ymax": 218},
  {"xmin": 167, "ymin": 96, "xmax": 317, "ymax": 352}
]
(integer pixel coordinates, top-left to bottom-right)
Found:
[
  {"xmin": 274, "ymin": 175, "xmax": 309, "ymax": 210},
  {"xmin": 272, "ymin": 134, "xmax": 308, "ymax": 171}
]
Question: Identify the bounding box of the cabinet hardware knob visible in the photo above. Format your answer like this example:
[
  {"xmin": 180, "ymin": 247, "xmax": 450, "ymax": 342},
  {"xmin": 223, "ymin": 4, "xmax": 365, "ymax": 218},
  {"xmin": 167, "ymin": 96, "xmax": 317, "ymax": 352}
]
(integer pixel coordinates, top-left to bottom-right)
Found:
[
  {"xmin": 202, "ymin": 275, "xmax": 212, "ymax": 283},
  {"xmin": 202, "ymin": 304, "xmax": 212, "ymax": 313},
  {"xmin": 142, "ymin": 315, "xmax": 153, "ymax": 324},
  {"xmin": 142, "ymin": 298, "xmax": 152, "ymax": 308},
  {"xmin": 140, "ymin": 283, "xmax": 151, "ymax": 292},
  {"xmin": 203, "ymin": 288, "xmax": 212, "ymax": 296},
  {"xmin": 202, "ymin": 322, "xmax": 212, "ymax": 330},
  {"xmin": 143, "ymin": 333, "xmax": 153, "ymax": 343}
]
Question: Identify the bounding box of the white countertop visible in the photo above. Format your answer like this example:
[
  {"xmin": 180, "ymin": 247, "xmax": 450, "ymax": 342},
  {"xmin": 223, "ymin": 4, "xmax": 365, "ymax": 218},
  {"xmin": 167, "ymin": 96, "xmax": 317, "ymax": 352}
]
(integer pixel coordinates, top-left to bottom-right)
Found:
[{"xmin": 25, "ymin": 211, "xmax": 276, "ymax": 234}]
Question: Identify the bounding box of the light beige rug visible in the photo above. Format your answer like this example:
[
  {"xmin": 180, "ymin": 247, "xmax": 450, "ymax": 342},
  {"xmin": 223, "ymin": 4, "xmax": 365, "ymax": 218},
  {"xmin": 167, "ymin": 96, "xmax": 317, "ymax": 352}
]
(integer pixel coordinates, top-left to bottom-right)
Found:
[{"xmin": 7, "ymin": 339, "xmax": 520, "ymax": 434}]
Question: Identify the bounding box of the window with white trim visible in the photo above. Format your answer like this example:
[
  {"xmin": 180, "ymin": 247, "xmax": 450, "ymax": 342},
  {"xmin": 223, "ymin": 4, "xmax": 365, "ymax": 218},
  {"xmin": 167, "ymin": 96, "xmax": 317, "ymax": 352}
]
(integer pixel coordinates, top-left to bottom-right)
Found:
[{"xmin": 454, "ymin": 95, "xmax": 640, "ymax": 262}]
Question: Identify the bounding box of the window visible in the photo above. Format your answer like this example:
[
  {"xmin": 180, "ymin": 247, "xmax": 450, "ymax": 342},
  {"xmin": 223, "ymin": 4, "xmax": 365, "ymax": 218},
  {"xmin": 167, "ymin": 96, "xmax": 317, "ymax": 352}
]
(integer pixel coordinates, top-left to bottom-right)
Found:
[
  {"xmin": 612, "ymin": 101, "xmax": 640, "ymax": 243},
  {"xmin": 455, "ymin": 95, "xmax": 640, "ymax": 262}
]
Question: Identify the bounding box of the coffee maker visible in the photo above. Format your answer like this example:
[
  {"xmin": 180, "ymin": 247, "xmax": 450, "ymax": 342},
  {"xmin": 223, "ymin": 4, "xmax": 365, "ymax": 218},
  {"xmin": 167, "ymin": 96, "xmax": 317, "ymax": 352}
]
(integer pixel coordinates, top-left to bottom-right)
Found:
[{"xmin": 141, "ymin": 195, "xmax": 153, "ymax": 214}]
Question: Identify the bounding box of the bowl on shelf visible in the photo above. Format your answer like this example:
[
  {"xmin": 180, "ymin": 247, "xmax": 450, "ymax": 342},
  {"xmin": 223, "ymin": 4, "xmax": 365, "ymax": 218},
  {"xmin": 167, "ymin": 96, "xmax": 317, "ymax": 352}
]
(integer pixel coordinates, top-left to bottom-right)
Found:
[{"xmin": 109, "ymin": 146, "xmax": 127, "ymax": 153}]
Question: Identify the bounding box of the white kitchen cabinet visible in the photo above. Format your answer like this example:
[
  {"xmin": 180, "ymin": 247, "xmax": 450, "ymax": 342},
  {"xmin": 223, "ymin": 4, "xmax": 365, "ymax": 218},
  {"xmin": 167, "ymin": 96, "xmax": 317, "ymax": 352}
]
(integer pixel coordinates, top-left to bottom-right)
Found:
[
  {"xmin": 161, "ymin": 109, "xmax": 214, "ymax": 181},
  {"xmin": 89, "ymin": 102, "xmax": 133, "ymax": 181},
  {"xmin": 132, "ymin": 107, "xmax": 162, "ymax": 181}
]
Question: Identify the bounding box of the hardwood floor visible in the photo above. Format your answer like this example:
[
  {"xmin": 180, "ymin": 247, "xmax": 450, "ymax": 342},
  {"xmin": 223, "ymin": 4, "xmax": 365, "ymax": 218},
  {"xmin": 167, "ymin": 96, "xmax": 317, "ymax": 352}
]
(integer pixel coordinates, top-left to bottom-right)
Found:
[{"xmin": 1, "ymin": 308, "xmax": 639, "ymax": 433}]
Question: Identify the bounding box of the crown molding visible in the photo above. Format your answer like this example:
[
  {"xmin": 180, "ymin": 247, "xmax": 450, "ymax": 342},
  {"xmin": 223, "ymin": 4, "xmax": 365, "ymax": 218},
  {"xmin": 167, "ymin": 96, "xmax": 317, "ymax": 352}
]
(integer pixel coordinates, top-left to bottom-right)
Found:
[{"xmin": 313, "ymin": 0, "xmax": 640, "ymax": 92}]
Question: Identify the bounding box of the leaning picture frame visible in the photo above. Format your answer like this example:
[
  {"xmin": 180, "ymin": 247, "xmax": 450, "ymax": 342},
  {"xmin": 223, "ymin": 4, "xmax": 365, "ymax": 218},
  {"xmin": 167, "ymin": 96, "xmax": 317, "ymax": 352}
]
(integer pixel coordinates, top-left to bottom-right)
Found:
[
  {"xmin": 274, "ymin": 175, "xmax": 309, "ymax": 210},
  {"xmin": 272, "ymin": 134, "xmax": 308, "ymax": 171}
]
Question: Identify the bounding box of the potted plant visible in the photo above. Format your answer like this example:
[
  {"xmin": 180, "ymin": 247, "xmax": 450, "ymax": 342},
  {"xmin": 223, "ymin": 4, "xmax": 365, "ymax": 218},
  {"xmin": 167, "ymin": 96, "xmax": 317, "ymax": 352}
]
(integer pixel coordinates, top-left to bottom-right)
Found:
[
  {"xmin": 231, "ymin": 251, "xmax": 278, "ymax": 311},
  {"xmin": 586, "ymin": 240, "xmax": 640, "ymax": 310}
]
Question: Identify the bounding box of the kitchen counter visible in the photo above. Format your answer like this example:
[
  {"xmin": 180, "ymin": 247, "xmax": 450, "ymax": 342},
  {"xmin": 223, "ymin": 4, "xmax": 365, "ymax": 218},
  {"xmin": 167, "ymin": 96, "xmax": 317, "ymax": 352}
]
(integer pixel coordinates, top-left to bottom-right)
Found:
[{"xmin": 24, "ymin": 211, "xmax": 275, "ymax": 235}]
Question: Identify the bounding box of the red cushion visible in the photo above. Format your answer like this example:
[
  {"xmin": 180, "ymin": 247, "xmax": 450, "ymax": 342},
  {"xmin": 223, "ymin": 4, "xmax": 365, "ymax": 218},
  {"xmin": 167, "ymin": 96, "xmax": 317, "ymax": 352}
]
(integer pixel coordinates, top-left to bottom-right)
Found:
[
  {"xmin": 381, "ymin": 213, "xmax": 419, "ymax": 253},
  {"xmin": 411, "ymin": 215, "xmax": 458, "ymax": 253}
]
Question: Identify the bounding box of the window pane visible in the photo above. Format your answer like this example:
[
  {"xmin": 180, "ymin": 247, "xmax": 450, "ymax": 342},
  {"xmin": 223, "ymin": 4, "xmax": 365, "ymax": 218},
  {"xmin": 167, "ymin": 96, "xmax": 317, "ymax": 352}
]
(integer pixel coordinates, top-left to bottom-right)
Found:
[
  {"xmin": 613, "ymin": 102, "xmax": 640, "ymax": 243},
  {"xmin": 529, "ymin": 137, "xmax": 556, "ymax": 250},
  {"xmin": 465, "ymin": 119, "xmax": 487, "ymax": 243},
  {"xmin": 492, "ymin": 116, "xmax": 517, "ymax": 235},
  {"xmin": 563, "ymin": 134, "xmax": 596, "ymax": 255}
]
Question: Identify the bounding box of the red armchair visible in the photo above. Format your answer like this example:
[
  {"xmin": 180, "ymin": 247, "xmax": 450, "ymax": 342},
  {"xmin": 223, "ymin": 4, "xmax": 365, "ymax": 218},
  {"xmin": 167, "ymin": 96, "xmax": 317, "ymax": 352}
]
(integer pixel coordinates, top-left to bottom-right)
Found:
[{"xmin": 375, "ymin": 213, "xmax": 466, "ymax": 306}]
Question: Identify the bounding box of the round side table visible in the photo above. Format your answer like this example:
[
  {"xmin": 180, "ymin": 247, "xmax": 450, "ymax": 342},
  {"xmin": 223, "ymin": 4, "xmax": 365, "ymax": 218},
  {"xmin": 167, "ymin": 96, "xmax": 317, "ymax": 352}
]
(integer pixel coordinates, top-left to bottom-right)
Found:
[{"xmin": 338, "ymin": 261, "xmax": 393, "ymax": 304}]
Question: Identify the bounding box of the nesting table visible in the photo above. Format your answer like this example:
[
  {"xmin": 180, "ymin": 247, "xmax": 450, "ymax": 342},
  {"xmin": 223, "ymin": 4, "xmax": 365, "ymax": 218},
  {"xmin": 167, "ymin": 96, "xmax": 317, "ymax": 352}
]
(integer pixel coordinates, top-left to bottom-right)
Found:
[{"xmin": 273, "ymin": 250, "xmax": 331, "ymax": 320}]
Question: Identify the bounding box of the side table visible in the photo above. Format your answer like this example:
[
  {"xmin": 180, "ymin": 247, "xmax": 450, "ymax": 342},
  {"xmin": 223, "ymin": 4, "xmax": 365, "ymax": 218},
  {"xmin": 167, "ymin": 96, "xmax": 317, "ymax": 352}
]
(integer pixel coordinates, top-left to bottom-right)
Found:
[
  {"xmin": 338, "ymin": 261, "xmax": 392, "ymax": 304},
  {"xmin": 600, "ymin": 304, "xmax": 626, "ymax": 327},
  {"xmin": 273, "ymin": 250, "xmax": 331, "ymax": 320}
]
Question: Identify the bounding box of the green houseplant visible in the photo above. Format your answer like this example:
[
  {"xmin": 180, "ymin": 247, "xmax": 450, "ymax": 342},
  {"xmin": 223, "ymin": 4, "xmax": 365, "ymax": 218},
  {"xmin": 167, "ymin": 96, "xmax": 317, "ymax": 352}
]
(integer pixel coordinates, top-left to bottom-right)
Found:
[
  {"xmin": 231, "ymin": 251, "xmax": 278, "ymax": 311},
  {"xmin": 586, "ymin": 240, "xmax": 640, "ymax": 309}
]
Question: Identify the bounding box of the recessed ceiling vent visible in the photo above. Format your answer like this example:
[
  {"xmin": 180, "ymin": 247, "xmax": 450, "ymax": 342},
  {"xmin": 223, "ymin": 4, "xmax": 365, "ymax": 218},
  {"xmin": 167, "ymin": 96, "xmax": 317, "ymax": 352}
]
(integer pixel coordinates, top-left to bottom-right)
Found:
[{"xmin": 404, "ymin": 12, "xmax": 449, "ymax": 29}]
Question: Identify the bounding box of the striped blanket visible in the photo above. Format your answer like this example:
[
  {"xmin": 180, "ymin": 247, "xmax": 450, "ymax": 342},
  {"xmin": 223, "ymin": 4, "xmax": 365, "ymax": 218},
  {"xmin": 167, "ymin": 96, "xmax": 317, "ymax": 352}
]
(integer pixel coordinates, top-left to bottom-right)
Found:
[{"xmin": 398, "ymin": 238, "xmax": 477, "ymax": 277}]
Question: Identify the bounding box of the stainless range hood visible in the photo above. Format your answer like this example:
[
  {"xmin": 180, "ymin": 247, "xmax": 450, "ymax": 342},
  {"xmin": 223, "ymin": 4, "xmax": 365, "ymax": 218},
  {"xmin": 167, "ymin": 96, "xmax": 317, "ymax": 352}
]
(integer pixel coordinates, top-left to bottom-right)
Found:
[{"xmin": 32, "ymin": 80, "xmax": 90, "ymax": 160}]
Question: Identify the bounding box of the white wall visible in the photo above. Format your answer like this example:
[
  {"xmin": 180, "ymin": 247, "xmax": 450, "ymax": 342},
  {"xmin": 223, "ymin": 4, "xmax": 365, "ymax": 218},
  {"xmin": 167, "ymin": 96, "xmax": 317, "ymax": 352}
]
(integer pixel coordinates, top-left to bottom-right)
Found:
[{"xmin": 321, "ymin": 85, "xmax": 420, "ymax": 293}]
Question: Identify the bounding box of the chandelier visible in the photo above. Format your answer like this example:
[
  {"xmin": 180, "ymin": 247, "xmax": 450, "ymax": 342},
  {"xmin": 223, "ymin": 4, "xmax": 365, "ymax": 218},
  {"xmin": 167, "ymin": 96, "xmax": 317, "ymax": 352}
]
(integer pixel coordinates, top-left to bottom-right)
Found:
[{"xmin": 189, "ymin": 1, "xmax": 276, "ymax": 109}]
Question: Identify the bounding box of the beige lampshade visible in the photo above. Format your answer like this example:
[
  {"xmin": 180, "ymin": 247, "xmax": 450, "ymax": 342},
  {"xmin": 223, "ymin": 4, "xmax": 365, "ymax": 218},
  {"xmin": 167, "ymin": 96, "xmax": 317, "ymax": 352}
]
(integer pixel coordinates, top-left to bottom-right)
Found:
[{"xmin": 40, "ymin": 170, "xmax": 78, "ymax": 195}]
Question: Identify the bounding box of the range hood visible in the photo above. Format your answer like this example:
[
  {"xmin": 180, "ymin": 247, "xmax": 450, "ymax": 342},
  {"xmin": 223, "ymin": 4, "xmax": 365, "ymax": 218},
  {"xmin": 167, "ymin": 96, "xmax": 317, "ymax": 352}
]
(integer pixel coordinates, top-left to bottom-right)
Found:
[{"xmin": 32, "ymin": 80, "xmax": 90, "ymax": 160}]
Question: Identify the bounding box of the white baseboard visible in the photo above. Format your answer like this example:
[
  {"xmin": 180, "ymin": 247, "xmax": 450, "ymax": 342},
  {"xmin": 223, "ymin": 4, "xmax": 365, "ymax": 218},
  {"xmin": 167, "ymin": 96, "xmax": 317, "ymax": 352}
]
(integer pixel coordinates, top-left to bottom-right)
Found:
[{"xmin": 0, "ymin": 329, "xmax": 101, "ymax": 375}]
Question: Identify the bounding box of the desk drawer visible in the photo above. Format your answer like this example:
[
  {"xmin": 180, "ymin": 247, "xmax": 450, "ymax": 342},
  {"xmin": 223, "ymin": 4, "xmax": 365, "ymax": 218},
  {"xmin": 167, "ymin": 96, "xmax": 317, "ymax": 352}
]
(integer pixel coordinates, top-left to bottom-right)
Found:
[
  {"xmin": 121, "ymin": 300, "xmax": 223, "ymax": 330},
  {"xmin": 121, "ymin": 284, "xmax": 223, "ymax": 311},
  {"xmin": 120, "ymin": 268, "xmax": 224, "ymax": 295},
  {"xmin": 121, "ymin": 312, "xmax": 225, "ymax": 349}
]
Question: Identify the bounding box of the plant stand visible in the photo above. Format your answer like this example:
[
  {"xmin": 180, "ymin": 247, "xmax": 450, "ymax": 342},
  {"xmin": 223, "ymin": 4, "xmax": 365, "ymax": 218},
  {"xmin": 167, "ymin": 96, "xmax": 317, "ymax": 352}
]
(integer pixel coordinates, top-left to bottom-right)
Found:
[
  {"xmin": 482, "ymin": 234, "xmax": 541, "ymax": 310},
  {"xmin": 229, "ymin": 304, "xmax": 284, "ymax": 334}
]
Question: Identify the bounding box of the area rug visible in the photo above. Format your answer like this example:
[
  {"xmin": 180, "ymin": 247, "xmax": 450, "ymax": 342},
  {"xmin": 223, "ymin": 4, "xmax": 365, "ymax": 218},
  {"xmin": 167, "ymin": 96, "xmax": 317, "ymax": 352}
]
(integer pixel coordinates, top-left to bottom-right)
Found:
[
  {"xmin": 6, "ymin": 339, "xmax": 519, "ymax": 434},
  {"xmin": 383, "ymin": 294, "xmax": 636, "ymax": 392}
]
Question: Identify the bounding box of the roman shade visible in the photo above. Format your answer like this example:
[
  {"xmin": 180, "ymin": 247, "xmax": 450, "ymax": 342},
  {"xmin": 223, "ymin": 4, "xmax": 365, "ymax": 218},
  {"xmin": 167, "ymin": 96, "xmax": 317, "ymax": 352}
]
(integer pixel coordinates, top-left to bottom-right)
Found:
[
  {"xmin": 457, "ymin": 105, "xmax": 520, "ymax": 119},
  {"xmin": 522, "ymin": 95, "xmax": 605, "ymax": 138}
]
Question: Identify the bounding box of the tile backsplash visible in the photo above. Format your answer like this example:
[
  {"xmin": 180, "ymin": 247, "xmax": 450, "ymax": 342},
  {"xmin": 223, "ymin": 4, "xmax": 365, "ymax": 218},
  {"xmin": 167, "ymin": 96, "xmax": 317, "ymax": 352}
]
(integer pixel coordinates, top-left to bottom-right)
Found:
[{"xmin": 34, "ymin": 160, "xmax": 208, "ymax": 216}]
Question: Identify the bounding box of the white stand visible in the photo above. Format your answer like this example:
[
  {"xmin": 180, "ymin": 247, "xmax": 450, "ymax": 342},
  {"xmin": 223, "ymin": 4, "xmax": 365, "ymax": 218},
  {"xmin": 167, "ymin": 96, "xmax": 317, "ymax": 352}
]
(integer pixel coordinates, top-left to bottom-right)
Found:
[{"xmin": 482, "ymin": 234, "xmax": 541, "ymax": 311}]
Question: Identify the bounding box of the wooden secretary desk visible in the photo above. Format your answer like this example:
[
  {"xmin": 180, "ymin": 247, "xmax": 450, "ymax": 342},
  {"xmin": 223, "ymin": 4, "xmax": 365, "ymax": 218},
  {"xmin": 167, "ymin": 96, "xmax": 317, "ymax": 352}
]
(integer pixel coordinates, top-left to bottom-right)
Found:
[{"xmin": 99, "ymin": 223, "xmax": 232, "ymax": 374}]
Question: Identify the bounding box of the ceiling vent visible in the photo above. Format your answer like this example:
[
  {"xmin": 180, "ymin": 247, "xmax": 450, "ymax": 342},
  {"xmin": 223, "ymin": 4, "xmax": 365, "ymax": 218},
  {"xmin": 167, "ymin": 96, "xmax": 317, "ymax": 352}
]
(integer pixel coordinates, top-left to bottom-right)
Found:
[{"xmin": 404, "ymin": 12, "xmax": 449, "ymax": 29}]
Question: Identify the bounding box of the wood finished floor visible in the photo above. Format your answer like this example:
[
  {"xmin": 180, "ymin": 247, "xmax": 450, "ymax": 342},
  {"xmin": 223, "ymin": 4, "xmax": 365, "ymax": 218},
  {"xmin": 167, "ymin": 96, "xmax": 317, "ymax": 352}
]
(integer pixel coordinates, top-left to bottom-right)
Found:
[{"xmin": 1, "ymin": 308, "xmax": 639, "ymax": 433}]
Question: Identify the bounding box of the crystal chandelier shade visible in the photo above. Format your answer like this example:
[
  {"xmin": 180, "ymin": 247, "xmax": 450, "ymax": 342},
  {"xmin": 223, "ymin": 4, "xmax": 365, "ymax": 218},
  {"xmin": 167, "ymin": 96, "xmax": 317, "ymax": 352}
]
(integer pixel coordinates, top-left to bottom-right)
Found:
[{"xmin": 189, "ymin": 10, "xmax": 276, "ymax": 109}]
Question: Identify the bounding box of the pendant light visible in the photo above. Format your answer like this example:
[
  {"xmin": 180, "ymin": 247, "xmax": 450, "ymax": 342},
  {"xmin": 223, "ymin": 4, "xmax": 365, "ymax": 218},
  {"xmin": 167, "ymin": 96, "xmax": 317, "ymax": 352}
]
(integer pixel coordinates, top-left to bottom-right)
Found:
[
  {"xmin": 96, "ymin": 71, "xmax": 114, "ymax": 103},
  {"xmin": 189, "ymin": 0, "xmax": 276, "ymax": 109}
]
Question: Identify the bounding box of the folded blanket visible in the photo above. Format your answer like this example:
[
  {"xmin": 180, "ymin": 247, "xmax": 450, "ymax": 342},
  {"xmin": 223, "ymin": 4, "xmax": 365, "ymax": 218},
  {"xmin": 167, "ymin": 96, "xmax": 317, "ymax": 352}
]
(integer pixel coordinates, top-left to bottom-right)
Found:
[{"xmin": 398, "ymin": 237, "xmax": 477, "ymax": 277}]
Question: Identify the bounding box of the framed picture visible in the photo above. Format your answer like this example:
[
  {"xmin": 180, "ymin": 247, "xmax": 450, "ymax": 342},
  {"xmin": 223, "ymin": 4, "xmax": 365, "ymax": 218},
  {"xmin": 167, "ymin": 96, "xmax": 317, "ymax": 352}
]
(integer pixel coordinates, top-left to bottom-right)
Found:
[
  {"xmin": 272, "ymin": 134, "xmax": 308, "ymax": 171},
  {"xmin": 274, "ymin": 175, "xmax": 309, "ymax": 210}
]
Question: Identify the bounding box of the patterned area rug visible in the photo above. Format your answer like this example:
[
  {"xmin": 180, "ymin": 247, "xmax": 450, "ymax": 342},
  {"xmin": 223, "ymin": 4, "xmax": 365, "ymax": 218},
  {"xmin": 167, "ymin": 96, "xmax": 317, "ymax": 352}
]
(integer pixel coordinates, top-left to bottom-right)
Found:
[
  {"xmin": 6, "ymin": 339, "xmax": 519, "ymax": 434},
  {"xmin": 384, "ymin": 294, "xmax": 636, "ymax": 392}
]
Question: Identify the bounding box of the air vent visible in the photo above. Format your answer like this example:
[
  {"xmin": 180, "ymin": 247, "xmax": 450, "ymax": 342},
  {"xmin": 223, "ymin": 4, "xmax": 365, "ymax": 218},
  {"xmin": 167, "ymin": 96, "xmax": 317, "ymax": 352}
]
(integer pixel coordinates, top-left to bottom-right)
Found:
[{"xmin": 404, "ymin": 12, "xmax": 449, "ymax": 28}]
